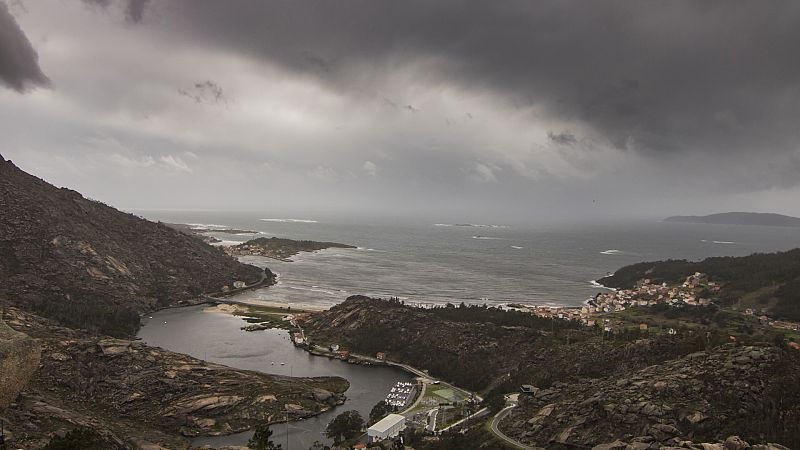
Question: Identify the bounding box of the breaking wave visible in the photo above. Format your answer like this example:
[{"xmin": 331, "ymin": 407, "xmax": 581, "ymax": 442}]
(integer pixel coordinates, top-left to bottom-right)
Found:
[
  {"xmin": 260, "ymin": 218, "xmax": 318, "ymax": 223},
  {"xmin": 600, "ymin": 249, "xmax": 622, "ymax": 255},
  {"xmin": 187, "ymin": 223, "xmax": 228, "ymax": 230},
  {"xmin": 435, "ymin": 223, "xmax": 509, "ymax": 228}
]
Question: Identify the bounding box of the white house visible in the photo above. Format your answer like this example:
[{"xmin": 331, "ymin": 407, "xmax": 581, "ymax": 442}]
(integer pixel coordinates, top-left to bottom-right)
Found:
[{"xmin": 367, "ymin": 414, "xmax": 406, "ymax": 442}]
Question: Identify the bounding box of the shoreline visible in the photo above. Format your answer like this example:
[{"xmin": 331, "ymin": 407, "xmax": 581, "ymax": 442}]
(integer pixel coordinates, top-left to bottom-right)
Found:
[{"xmin": 138, "ymin": 270, "xmax": 276, "ymax": 325}]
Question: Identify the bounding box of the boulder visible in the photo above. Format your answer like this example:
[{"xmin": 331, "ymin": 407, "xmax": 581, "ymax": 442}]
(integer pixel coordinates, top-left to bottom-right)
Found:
[
  {"xmin": 97, "ymin": 339, "xmax": 133, "ymax": 356},
  {"xmin": 312, "ymin": 388, "xmax": 333, "ymax": 402},
  {"xmin": 648, "ymin": 423, "xmax": 679, "ymax": 441},
  {"xmin": 724, "ymin": 436, "xmax": 751, "ymax": 450},
  {"xmin": 591, "ymin": 440, "xmax": 628, "ymax": 450},
  {"xmin": 0, "ymin": 316, "xmax": 41, "ymax": 409},
  {"xmin": 686, "ymin": 411, "xmax": 708, "ymax": 424}
]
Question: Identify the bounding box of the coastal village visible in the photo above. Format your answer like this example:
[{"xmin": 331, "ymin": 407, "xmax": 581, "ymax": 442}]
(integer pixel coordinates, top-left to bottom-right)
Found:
[{"xmin": 516, "ymin": 272, "xmax": 800, "ymax": 335}]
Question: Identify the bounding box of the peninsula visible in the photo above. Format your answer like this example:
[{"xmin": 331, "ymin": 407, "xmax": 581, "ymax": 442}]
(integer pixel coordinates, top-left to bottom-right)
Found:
[{"xmin": 226, "ymin": 236, "xmax": 356, "ymax": 261}]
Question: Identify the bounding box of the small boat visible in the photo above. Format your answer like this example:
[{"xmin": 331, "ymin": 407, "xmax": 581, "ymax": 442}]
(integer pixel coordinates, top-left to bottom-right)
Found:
[
  {"xmin": 280, "ymin": 362, "xmax": 286, "ymax": 366},
  {"xmin": 271, "ymin": 362, "xmax": 275, "ymax": 365}
]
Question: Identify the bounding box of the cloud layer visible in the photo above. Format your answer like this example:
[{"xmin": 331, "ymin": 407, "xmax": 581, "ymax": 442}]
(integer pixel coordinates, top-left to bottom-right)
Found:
[
  {"xmin": 0, "ymin": 0, "xmax": 48, "ymax": 91},
  {"xmin": 2, "ymin": 1, "xmax": 800, "ymax": 222}
]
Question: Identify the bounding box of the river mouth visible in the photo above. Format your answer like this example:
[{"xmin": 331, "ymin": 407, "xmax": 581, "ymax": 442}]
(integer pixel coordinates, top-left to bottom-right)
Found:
[{"xmin": 137, "ymin": 304, "xmax": 413, "ymax": 449}]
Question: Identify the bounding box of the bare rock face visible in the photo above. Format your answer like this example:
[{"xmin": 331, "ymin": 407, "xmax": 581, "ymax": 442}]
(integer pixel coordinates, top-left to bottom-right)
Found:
[{"xmin": 0, "ymin": 312, "xmax": 41, "ymax": 409}]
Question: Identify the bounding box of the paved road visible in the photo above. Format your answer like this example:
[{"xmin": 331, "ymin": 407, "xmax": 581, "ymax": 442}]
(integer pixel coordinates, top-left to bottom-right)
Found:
[
  {"xmin": 438, "ymin": 406, "xmax": 489, "ymax": 433},
  {"xmin": 427, "ymin": 408, "xmax": 438, "ymax": 432},
  {"xmin": 491, "ymin": 404, "xmax": 538, "ymax": 450}
]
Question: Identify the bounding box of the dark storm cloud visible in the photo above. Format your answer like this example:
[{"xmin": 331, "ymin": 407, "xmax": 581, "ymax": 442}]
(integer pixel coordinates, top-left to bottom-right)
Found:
[
  {"xmin": 124, "ymin": 0, "xmax": 148, "ymax": 23},
  {"xmin": 548, "ymin": 131, "xmax": 578, "ymax": 146},
  {"xmin": 156, "ymin": 0, "xmax": 800, "ymax": 159},
  {"xmin": 80, "ymin": 0, "xmax": 148, "ymax": 23},
  {"xmin": 0, "ymin": 0, "xmax": 49, "ymax": 92},
  {"xmin": 177, "ymin": 80, "xmax": 227, "ymax": 105}
]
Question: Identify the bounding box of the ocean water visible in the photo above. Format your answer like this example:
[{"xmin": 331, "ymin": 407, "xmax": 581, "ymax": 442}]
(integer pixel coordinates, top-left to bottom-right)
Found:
[{"xmin": 135, "ymin": 211, "xmax": 800, "ymax": 309}]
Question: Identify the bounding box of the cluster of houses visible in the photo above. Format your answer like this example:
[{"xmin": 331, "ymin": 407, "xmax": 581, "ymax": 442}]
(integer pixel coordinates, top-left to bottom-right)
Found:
[
  {"xmin": 591, "ymin": 272, "xmax": 717, "ymax": 312},
  {"xmin": 517, "ymin": 273, "xmax": 719, "ymax": 332},
  {"xmin": 385, "ymin": 381, "xmax": 417, "ymax": 409}
]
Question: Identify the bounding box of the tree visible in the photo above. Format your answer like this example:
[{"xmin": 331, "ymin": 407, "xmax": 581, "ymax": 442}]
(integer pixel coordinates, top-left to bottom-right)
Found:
[
  {"xmin": 248, "ymin": 424, "xmax": 282, "ymax": 450},
  {"xmin": 325, "ymin": 410, "xmax": 365, "ymax": 444},
  {"xmin": 308, "ymin": 442, "xmax": 330, "ymax": 450},
  {"xmin": 369, "ymin": 400, "xmax": 390, "ymax": 425}
]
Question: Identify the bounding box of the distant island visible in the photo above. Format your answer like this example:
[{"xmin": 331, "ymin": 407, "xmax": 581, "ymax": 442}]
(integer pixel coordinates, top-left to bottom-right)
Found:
[
  {"xmin": 664, "ymin": 212, "xmax": 800, "ymax": 227},
  {"xmin": 226, "ymin": 236, "xmax": 356, "ymax": 261}
]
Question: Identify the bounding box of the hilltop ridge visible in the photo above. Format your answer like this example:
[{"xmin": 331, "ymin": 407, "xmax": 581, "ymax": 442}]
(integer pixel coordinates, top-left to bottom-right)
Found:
[{"xmin": 0, "ymin": 156, "xmax": 267, "ymax": 336}]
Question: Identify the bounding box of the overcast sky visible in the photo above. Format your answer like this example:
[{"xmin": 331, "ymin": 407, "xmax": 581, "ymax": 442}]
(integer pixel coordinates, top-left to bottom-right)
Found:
[{"xmin": 2, "ymin": 0, "xmax": 800, "ymax": 224}]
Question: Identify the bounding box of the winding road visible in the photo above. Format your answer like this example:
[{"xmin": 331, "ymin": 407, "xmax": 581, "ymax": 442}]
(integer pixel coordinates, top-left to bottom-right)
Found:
[{"xmin": 491, "ymin": 404, "xmax": 538, "ymax": 450}]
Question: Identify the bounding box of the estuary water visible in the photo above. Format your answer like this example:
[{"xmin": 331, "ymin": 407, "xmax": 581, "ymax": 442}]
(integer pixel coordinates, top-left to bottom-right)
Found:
[{"xmin": 137, "ymin": 305, "xmax": 413, "ymax": 449}]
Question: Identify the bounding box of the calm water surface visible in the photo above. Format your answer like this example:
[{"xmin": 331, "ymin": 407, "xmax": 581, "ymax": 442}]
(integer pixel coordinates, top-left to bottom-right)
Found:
[{"xmin": 137, "ymin": 306, "xmax": 412, "ymax": 449}]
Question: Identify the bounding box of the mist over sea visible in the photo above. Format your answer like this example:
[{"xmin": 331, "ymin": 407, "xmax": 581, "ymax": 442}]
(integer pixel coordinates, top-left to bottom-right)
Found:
[{"xmin": 136, "ymin": 211, "xmax": 800, "ymax": 309}]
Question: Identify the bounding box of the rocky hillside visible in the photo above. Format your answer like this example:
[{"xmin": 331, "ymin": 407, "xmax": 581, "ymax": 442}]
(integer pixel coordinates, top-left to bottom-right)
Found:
[
  {"xmin": 0, "ymin": 313, "xmax": 40, "ymax": 409},
  {"xmin": 304, "ymin": 296, "xmax": 572, "ymax": 391},
  {"xmin": 0, "ymin": 154, "xmax": 267, "ymax": 336},
  {"xmin": 501, "ymin": 344, "xmax": 800, "ymax": 448},
  {"xmin": 303, "ymin": 297, "xmax": 800, "ymax": 448},
  {"xmin": 0, "ymin": 306, "xmax": 348, "ymax": 449},
  {"xmin": 304, "ymin": 297, "xmax": 708, "ymax": 392}
]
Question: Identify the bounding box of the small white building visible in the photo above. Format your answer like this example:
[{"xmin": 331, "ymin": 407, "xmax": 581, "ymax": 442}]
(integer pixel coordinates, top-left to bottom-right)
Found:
[{"xmin": 367, "ymin": 414, "xmax": 405, "ymax": 442}]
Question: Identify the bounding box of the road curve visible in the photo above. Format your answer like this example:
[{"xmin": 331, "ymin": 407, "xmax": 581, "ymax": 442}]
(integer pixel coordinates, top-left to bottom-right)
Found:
[{"xmin": 491, "ymin": 405, "xmax": 538, "ymax": 450}]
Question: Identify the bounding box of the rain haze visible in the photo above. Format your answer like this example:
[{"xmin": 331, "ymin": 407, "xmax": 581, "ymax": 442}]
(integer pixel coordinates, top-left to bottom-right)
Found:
[{"xmin": 3, "ymin": 0, "xmax": 800, "ymax": 225}]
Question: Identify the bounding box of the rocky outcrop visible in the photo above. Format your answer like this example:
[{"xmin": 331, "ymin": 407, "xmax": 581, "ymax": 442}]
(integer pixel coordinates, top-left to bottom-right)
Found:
[
  {"xmin": 500, "ymin": 344, "xmax": 799, "ymax": 448},
  {"xmin": 0, "ymin": 157, "xmax": 268, "ymax": 336},
  {"xmin": 590, "ymin": 435, "xmax": 790, "ymax": 450},
  {"xmin": 0, "ymin": 312, "xmax": 40, "ymax": 409},
  {"xmin": 0, "ymin": 307, "xmax": 348, "ymax": 449}
]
